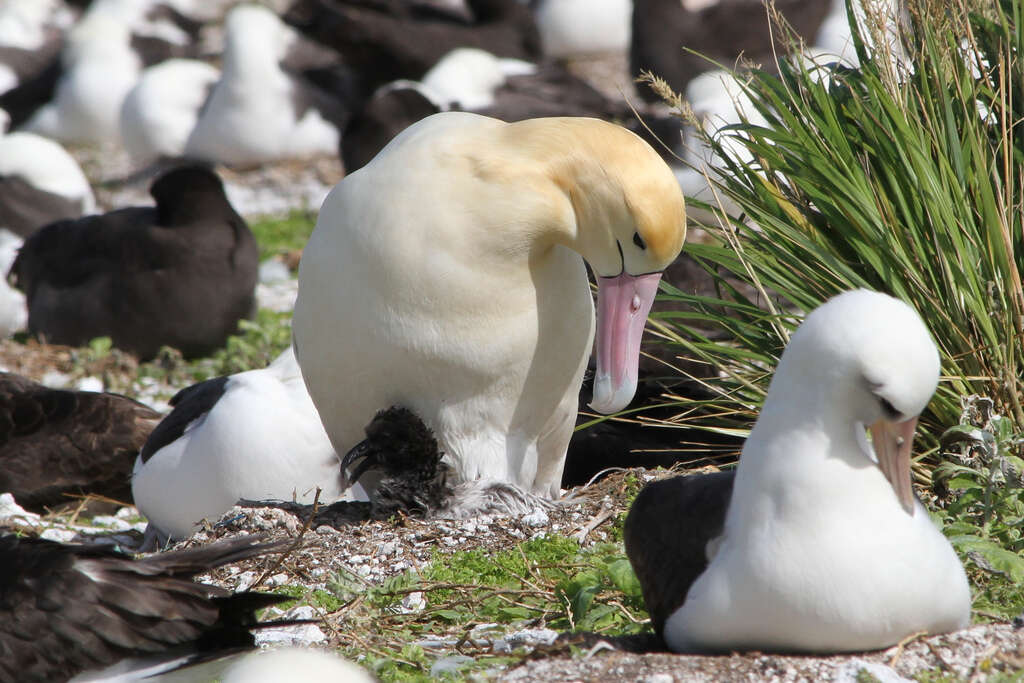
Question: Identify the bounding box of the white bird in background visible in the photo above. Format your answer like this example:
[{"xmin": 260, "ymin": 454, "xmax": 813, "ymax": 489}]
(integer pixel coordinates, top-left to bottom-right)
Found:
[
  {"xmin": 120, "ymin": 58, "xmax": 221, "ymax": 165},
  {"xmin": 533, "ymin": 0, "xmax": 633, "ymax": 59},
  {"xmin": 676, "ymin": 68, "xmax": 766, "ymax": 219},
  {"xmin": 183, "ymin": 3, "xmax": 344, "ymax": 166},
  {"xmin": 813, "ymin": 0, "xmax": 904, "ymax": 67},
  {"xmin": 23, "ymin": 10, "xmax": 141, "ymax": 144},
  {"xmin": 420, "ymin": 47, "xmax": 536, "ymax": 110},
  {"xmin": 0, "ymin": 110, "xmax": 96, "ymax": 230}
]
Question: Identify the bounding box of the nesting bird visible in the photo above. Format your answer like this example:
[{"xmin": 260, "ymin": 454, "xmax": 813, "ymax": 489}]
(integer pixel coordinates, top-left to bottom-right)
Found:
[
  {"xmin": 0, "ymin": 534, "xmax": 290, "ymax": 683},
  {"xmin": 0, "ymin": 0, "xmax": 65, "ymax": 97},
  {"xmin": 183, "ymin": 3, "xmax": 353, "ymax": 167},
  {"xmin": 625, "ymin": 290, "xmax": 971, "ymax": 653},
  {"xmin": 132, "ymin": 346, "xmax": 351, "ymax": 544},
  {"xmin": 283, "ymin": 0, "xmax": 541, "ymax": 89},
  {"xmin": 533, "ymin": 0, "xmax": 632, "ymax": 58},
  {"xmin": 630, "ymin": 0, "xmax": 831, "ymax": 102},
  {"xmin": 0, "ymin": 111, "xmax": 96, "ymax": 238},
  {"xmin": 341, "ymin": 45, "xmax": 682, "ymax": 172},
  {"xmin": 295, "ymin": 112, "xmax": 686, "ymax": 506},
  {"xmin": 120, "ymin": 57, "xmax": 221, "ymax": 165},
  {"xmin": 22, "ymin": 10, "xmax": 142, "ymax": 144},
  {"xmin": 9, "ymin": 165, "xmax": 258, "ymax": 360},
  {"xmin": 0, "ymin": 371, "xmax": 162, "ymax": 512}
]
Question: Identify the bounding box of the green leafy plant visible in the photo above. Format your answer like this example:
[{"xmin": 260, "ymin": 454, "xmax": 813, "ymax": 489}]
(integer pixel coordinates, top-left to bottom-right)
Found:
[
  {"xmin": 933, "ymin": 395, "xmax": 1024, "ymax": 619},
  {"xmin": 204, "ymin": 310, "xmax": 294, "ymax": 377}
]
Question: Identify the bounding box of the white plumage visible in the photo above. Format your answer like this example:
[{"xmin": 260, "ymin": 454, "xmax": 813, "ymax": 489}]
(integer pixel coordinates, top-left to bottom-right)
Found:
[
  {"xmin": 533, "ymin": 0, "xmax": 632, "ymax": 58},
  {"xmin": 219, "ymin": 648, "xmax": 375, "ymax": 683},
  {"xmin": 420, "ymin": 47, "xmax": 536, "ymax": 110},
  {"xmin": 295, "ymin": 112, "xmax": 686, "ymax": 502},
  {"xmin": 0, "ymin": 129, "xmax": 96, "ymax": 215},
  {"xmin": 131, "ymin": 347, "xmax": 355, "ymax": 542},
  {"xmin": 120, "ymin": 58, "xmax": 220, "ymax": 165},
  {"xmin": 183, "ymin": 4, "xmax": 340, "ymax": 166},
  {"xmin": 23, "ymin": 11, "xmax": 141, "ymax": 144},
  {"xmin": 675, "ymin": 68, "xmax": 766, "ymax": 219},
  {"xmin": 662, "ymin": 290, "xmax": 971, "ymax": 653}
]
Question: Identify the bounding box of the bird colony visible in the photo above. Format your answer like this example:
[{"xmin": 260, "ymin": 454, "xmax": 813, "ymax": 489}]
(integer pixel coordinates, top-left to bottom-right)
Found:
[{"xmin": 0, "ymin": 1, "xmax": 998, "ymax": 682}]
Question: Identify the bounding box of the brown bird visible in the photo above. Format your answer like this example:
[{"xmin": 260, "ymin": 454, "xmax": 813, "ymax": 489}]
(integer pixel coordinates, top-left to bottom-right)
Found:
[
  {"xmin": 0, "ymin": 533, "xmax": 292, "ymax": 683},
  {"xmin": 8, "ymin": 165, "xmax": 258, "ymax": 360},
  {"xmin": 0, "ymin": 371, "xmax": 161, "ymax": 511}
]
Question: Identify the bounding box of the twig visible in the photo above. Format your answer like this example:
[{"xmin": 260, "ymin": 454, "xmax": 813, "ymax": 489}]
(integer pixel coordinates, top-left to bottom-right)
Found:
[
  {"xmin": 65, "ymin": 495, "xmax": 91, "ymax": 527},
  {"xmin": 252, "ymin": 487, "xmax": 320, "ymax": 589},
  {"xmin": 581, "ymin": 467, "xmax": 629, "ymax": 490},
  {"xmin": 607, "ymin": 599, "xmax": 645, "ymax": 624},
  {"xmin": 925, "ymin": 638, "xmax": 957, "ymax": 673},
  {"xmin": 574, "ymin": 502, "xmax": 615, "ymax": 545},
  {"xmin": 888, "ymin": 630, "xmax": 927, "ymax": 667},
  {"xmin": 516, "ymin": 545, "xmax": 551, "ymax": 594}
]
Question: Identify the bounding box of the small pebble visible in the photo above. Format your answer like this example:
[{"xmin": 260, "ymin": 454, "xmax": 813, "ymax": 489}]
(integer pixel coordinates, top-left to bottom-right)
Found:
[
  {"xmin": 39, "ymin": 528, "xmax": 76, "ymax": 543},
  {"xmin": 75, "ymin": 376, "xmax": 103, "ymax": 392},
  {"xmin": 430, "ymin": 655, "xmax": 475, "ymax": 677},
  {"xmin": 234, "ymin": 570, "xmax": 257, "ymax": 592}
]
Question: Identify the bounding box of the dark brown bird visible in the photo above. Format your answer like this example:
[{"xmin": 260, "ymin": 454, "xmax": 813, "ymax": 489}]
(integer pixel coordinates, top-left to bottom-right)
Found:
[
  {"xmin": 631, "ymin": 0, "xmax": 832, "ymax": 102},
  {"xmin": 341, "ymin": 60, "xmax": 684, "ymax": 173},
  {"xmin": 8, "ymin": 165, "xmax": 259, "ymax": 360},
  {"xmin": 0, "ymin": 371, "xmax": 162, "ymax": 512},
  {"xmin": 0, "ymin": 533, "xmax": 291, "ymax": 683}
]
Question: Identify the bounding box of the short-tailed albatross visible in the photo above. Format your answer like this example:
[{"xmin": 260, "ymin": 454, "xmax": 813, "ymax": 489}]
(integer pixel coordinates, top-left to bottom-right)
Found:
[
  {"xmin": 294, "ymin": 112, "xmax": 687, "ymax": 503},
  {"xmin": 624, "ymin": 289, "xmax": 971, "ymax": 653}
]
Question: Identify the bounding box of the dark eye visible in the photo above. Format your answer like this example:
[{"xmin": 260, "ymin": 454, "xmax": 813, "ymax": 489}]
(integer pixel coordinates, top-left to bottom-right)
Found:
[
  {"xmin": 878, "ymin": 396, "xmax": 901, "ymax": 419},
  {"xmin": 633, "ymin": 232, "xmax": 646, "ymax": 250}
]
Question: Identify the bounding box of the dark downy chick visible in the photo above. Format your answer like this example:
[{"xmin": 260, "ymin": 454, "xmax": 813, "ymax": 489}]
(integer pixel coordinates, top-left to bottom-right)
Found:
[{"xmin": 341, "ymin": 405, "xmax": 452, "ymax": 517}]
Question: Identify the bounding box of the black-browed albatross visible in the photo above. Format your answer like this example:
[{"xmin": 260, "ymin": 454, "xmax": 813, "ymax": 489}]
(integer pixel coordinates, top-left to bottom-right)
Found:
[{"xmin": 624, "ymin": 289, "xmax": 971, "ymax": 653}]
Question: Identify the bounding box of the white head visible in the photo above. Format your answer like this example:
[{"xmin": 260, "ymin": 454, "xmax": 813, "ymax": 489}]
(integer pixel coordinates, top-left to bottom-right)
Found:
[
  {"xmin": 223, "ymin": 4, "xmax": 293, "ymax": 65},
  {"xmin": 768, "ymin": 289, "xmax": 940, "ymax": 513},
  {"xmin": 509, "ymin": 118, "xmax": 687, "ymax": 413}
]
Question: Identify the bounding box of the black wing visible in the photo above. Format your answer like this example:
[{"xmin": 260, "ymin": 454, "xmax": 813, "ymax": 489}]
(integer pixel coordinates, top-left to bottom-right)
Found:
[
  {"xmin": 139, "ymin": 375, "xmax": 230, "ymax": 464},
  {"xmin": 624, "ymin": 470, "xmax": 735, "ymax": 639}
]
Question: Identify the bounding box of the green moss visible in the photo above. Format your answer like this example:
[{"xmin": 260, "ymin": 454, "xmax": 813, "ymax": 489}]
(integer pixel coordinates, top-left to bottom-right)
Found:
[{"xmin": 249, "ymin": 210, "xmax": 317, "ymax": 261}]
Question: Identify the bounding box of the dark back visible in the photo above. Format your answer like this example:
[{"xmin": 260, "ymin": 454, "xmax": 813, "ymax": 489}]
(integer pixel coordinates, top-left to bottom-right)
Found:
[{"xmin": 624, "ymin": 470, "xmax": 735, "ymax": 639}]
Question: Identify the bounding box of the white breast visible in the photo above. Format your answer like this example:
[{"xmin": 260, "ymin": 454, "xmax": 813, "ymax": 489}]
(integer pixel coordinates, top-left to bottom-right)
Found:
[{"xmin": 294, "ymin": 113, "xmax": 594, "ymax": 497}]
